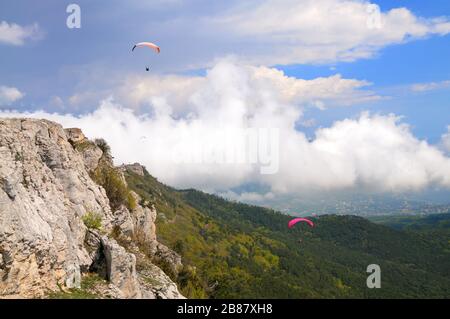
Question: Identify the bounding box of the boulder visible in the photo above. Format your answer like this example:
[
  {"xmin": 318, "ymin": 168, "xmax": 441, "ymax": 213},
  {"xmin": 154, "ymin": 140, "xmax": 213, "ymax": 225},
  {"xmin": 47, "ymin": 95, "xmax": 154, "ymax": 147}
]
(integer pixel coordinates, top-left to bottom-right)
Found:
[
  {"xmin": 121, "ymin": 163, "xmax": 145, "ymax": 176},
  {"xmin": 65, "ymin": 128, "xmax": 85, "ymax": 143},
  {"xmin": 101, "ymin": 236, "xmax": 142, "ymax": 299}
]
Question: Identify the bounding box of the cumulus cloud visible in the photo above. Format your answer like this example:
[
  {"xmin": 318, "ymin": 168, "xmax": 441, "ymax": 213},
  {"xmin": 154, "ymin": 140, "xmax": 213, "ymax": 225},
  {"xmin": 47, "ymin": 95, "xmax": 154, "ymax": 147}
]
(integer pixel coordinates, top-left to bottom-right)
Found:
[
  {"xmin": 0, "ymin": 86, "xmax": 24, "ymax": 105},
  {"xmin": 247, "ymin": 66, "xmax": 381, "ymax": 107},
  {"xmin": 273, "ymin": 113, "xmax": 450, "ymax": 193},
  {"xmin": 441, "ymin": 127, "xmax": 450, "ymax": 153},
  {"xmin": 67, "ymin": 60, "xmax": 380, "ymax": 112},
  {"xmin": 210, "ymin": 0, "xmax": 450, "ymax": 65},
  {"xmin": 1, "ymin": 60, "xmax": 450, "ymax": 198},
  {"xmin": 0, "ymin": 21, "xmax": 42, "ymax": 46}
]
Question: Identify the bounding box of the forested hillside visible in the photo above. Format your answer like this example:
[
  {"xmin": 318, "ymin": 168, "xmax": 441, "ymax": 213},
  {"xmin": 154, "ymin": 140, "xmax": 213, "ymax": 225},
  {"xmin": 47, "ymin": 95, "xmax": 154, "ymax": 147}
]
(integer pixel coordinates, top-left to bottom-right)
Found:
[
  {"xmin": 125, "ymin": 169, "xmax": 450, "ymax": 299},
  {"xmin": 370, "ymin": 213, "xmax": 450, "ymax": 231}
]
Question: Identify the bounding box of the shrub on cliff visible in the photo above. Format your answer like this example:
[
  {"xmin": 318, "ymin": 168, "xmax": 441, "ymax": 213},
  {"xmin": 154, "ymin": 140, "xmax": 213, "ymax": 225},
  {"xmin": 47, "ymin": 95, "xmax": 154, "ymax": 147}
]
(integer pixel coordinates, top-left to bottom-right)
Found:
[
  {"xmin": 82, "ymin": 211, "xmax": 102, "ymax": 230},
  {"xmin": 93, "ymin": 138, "xmax": 111, "ymax": 155},
  {"xmin": 91, "ymin": 165, "xmax": 136, "ymax": 211}
]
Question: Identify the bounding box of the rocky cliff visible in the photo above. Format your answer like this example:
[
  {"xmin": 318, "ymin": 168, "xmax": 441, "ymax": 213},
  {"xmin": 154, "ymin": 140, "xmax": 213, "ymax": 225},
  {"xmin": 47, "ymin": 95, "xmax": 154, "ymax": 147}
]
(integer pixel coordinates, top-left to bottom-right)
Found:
[{"xmin": 0, "ymin": 118, "xmax": 184, "ymax": 299}]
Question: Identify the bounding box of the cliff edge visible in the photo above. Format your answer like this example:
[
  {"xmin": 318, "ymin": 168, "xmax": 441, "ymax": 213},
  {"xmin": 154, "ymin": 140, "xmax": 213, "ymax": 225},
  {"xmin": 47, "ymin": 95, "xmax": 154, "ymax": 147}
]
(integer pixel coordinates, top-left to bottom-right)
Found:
[{"xmin": 0, "ymin": 118, "xmax": 184, "ymax": 299}]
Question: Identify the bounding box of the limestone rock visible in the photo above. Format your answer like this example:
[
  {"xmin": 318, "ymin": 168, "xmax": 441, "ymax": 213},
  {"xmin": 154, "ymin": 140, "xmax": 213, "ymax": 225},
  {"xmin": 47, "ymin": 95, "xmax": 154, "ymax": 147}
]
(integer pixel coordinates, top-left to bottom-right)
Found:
[
  {"xmin": 79, "ymin": 144, "xmax": 103, "ymax": 172},
  {"xmin": 154, "ymin": 243, "xmax": 183, "ymax": 274},
  {"xmin": 111, "ymin": 192, "xmax": 158, "ymax": 252},
  {"xmin": 132, "ymin": 193, "xmax": 157, "ymax": 245},
  {"xmin": 112, "ymin": 205, "xmax": 135, "ymax": 239},
  {"xmin": 0, "ymin": 119, "xmax": 113, "ymax": 298},
  {"xmin": 101, "ymin": 236, "xmax": 142, "ymax": 299},
  {"xmin": 121, "ymin": 163, "xmax": 145, "ymax": 176},
  {"xmin": 138, "ymin": 261, "xmax": 186, "ymax": 299},
  {"xmin": 0, "ymin": 118, "xmax": 184, "ymax": 299},
  {"xmin": 64, "ymin": 129, "xmax": 103, "ymax": 172},
  {"xmin": 65, "ymin": 128, "xmax": 85, "ymax": 143}
]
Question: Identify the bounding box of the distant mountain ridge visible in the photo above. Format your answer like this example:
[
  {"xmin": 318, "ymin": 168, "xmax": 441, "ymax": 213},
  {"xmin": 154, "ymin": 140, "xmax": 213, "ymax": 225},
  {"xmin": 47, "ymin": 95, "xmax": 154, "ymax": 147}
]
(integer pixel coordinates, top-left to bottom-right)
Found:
[{"xmin": 249, "ymin": 192, "xmax": 450, "ymax": 218}]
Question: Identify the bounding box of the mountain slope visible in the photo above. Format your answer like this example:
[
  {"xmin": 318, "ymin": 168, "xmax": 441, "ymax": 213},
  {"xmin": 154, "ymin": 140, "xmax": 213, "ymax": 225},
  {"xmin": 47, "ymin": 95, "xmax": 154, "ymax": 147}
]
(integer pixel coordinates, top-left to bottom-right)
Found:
[
  {"xmin": 370, "ymin": 213, "xmax": 450, "ymax": 232},
  {"xmin": 125, "ymin": 168, "xmax": 450, "ymax": 299}
]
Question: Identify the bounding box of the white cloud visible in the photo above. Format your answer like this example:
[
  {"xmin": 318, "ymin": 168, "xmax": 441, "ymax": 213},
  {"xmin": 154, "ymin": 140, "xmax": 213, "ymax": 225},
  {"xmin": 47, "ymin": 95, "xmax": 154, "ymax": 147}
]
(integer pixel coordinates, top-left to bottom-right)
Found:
[
  {"xmin": 270, "ymin": 113, "xmax": 450, "ymax": 193},
  {"xmin": 115, "ymin": 74, "xmax": 205, "ymax": 113},
  {"xmin": 441, "ymin": 127, "xmax": 450, "ymax": 153},
  {"xmin": 220, "ymin": 191, "xmax": 275, "ymax": 203},
  {"xmin": 69, "ymin": 60, "xmax": 380, "ymax": 112},
  {"xmin": 411, "ymin": 80, "xmax": 450, "ymax": 92},
  {"xmin": 1, "ymin": 60, "xmax": 449, "ymax": 197},
  {"xmin": 0, "ymin": 86, "xmax": 24, "ymax": 105},
  {"xmin": 0, "ymin": 21, "xmax": 42, "ymax": 46},
  {"xmin": 210, "ymin": 0, "xmax": 450, "ymax": 65},
  {"xmin": 247, "ymin": 66, "xmax": 381, "ymax": 107}
]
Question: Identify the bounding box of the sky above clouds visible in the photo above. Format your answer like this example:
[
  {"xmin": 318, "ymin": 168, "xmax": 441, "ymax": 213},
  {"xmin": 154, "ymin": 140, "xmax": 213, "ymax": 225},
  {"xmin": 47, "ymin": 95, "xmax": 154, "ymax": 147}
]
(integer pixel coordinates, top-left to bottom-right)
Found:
[{"xmin": 1, "ymin": 0, "xmax": 450, "ymax": 210}]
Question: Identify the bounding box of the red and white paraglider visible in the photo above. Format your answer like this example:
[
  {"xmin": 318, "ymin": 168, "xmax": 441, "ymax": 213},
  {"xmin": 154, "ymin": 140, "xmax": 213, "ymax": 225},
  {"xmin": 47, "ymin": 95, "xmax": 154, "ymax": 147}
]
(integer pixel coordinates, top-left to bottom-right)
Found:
[
  {"xmin": 132, "ymin": 42, "xmax": 160, "ymax": 71},
  {"xmin": 132, "ymin": 42, "xmax": 161, "ymax": 54}
]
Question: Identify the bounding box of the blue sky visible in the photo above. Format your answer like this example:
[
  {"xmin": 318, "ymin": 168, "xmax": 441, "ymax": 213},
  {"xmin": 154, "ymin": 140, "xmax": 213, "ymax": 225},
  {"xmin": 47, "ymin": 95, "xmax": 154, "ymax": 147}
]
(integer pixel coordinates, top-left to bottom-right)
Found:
[
  {"xmin": 1, "ymin": 1, "xmax": 449, "ymax": 138},
  {"xmin": 1, "ymin": 0, "xmax": 450, "ymax": 208}
]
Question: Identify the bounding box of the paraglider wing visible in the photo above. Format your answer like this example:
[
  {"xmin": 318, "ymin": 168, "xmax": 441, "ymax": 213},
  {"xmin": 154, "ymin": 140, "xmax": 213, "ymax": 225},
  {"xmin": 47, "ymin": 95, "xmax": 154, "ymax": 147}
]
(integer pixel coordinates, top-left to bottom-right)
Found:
[
  {"xmin": 132, "ymin": 42, "xmax": 161, "ymax": 54},
  {"xmin": 288, "ymin": 217, "xmax": 315, "ymax": 229}
]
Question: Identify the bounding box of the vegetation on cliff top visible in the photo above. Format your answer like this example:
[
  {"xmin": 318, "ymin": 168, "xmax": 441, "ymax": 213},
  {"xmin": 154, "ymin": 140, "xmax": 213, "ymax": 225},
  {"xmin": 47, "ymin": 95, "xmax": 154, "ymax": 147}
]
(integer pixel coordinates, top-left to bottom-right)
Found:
[
  {"xmin": 88, "ymin": 143, "xmax": 136, "ymax": 211},
  {"xmin": 46, "ymin": 274, "xmax": 107, "ymax": 299}
]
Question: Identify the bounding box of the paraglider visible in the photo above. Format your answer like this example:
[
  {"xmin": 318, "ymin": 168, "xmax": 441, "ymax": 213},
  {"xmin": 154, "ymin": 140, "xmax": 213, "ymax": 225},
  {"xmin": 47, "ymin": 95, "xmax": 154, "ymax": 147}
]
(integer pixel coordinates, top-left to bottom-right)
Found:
[
  {"xmin": 288, "ymin": 217, "xmax": 315, "ymax": 229},
  {"xmin": 288, "ymin": 217, "xmax": 315, "ymax": 244},
  {"xmin": 132, "ymin": 42, "xmax": 160, "ymax": 72},
  {"xmin": 132, "ymin": 42, "xmax": 161, "ymax": 54}
]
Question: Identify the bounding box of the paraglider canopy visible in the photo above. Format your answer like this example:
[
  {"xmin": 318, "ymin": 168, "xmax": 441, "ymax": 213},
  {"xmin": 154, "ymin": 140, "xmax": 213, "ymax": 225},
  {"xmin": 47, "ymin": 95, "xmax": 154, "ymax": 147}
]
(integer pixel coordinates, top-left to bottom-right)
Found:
[
  {"xmin": 288, "ymin": 217, "xmax": 315, "ymax": 229},
  {"xmin": 132, "ymin": 42, "xmax": 161, "ymax": 54},
  {"xmin": 132, "ymin": 42, "xmax": 160, "ymax": 72}
]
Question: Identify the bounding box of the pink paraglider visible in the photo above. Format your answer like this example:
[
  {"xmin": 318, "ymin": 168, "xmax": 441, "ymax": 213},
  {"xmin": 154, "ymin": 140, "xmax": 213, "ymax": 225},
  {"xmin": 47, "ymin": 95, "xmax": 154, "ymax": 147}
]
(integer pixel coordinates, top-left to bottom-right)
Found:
[
  {"xmin": 288, "ymin": 217, "xmax": 315, "ymax": 229},
  {"xmin": 132, "ymin": 42, "xmax": 161, "ymax": 53}
]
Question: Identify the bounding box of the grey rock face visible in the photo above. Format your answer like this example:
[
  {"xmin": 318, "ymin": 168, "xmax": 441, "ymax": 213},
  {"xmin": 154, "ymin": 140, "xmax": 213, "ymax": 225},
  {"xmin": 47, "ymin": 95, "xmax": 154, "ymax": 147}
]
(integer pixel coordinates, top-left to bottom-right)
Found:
[
  {"xmin": 80, "ymin": 144, "xmax": 103, "ymax": 172},
  {"xmin": 64, "ymin": 129, "xmax": 103, "ymax": 172},
  {"xmin": 0, "ymin": 119, "xmax": 184, "ymax": 299},
  {"xmin": 0, "ymin": 119, "xmax": 113, "ymax": 298},
  {"xmin": 154, "ymin": 243, "xmax": 183, "ymax": 274},
  {"xmin": 138, "ymin": 261, "xmax": 186, "ymax": 299},
  {"xmin": 65, "ymin": 128, "xmax": 85, "ymax": 143},
  {"xmin": 101, "ymin": 235, "xmax": 142, "ymax": 299},
  {"xmin": 112, "ymin": 205, "xmax": 136, "ymax": 239},
  {"xmin": 131, "ymin": 192, "xmax": 157, "ymax": 245},
  {"xmin": 110, "ymin": 191, "xmax": 158, "ymax": 252},
  {"xmin": 121, "ymin": 163, "xmax": 146, "ymax": 176}
]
